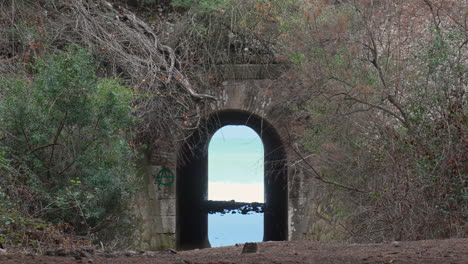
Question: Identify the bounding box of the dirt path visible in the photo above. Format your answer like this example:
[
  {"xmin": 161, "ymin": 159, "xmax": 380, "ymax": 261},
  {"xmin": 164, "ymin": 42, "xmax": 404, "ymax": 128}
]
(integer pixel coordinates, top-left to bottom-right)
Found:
[{"xmin": 1, "ymin": 238, "xmax": 466, "ymax": 264}]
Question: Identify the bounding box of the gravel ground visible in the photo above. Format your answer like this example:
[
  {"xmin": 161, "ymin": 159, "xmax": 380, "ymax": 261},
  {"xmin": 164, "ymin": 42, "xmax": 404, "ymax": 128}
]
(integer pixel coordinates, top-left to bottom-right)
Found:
[{"xmin": 0, "ymin": 238, "xmax": 466, "ymax": 264}]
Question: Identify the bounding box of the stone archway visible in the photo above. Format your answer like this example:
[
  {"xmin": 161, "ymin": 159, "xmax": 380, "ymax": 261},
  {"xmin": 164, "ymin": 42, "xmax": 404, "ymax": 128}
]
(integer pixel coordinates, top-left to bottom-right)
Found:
[{"xmin": 176, "ymin": 109, "xmax": 288, "ymax": 250}]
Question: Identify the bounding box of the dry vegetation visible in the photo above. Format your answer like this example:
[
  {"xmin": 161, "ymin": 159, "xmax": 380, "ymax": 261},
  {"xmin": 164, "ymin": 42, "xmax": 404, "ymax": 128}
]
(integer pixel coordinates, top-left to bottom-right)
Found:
[
  {"xmin": 283, "ymin": 0, "xmax": 467, "ymax": 242},
  {"xmin": 0, "ymin": 0, "xmax": 466, "ymax": 251}
]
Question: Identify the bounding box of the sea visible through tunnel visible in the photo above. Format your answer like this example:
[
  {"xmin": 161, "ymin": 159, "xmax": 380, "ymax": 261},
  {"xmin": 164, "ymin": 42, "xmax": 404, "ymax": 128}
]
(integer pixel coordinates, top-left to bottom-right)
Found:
[
  {"xmin": 209, "ymin": 212, "xmax": 263, "ymax": 247},
  {"xmin": 208, "ymin": 125, "xmax": 264, "ymax": 247}
]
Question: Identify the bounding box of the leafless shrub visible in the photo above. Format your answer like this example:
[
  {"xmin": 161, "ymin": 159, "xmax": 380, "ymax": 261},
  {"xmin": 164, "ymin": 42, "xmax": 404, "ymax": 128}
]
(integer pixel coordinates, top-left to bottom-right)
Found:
[{"xmin": 284, "ymin": 0, "xmax": 466, "ymax": 242}]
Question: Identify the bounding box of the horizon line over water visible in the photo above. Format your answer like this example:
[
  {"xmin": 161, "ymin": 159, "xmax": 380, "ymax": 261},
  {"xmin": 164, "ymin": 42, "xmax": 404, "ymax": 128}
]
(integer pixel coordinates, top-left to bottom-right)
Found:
[
  {"xmin": 208, "ymin": 182, "xmax": 263, "ymax": 203},
  {"xmin": 208, "ymin": 125, "xmax": 264, "ymax": 247}
]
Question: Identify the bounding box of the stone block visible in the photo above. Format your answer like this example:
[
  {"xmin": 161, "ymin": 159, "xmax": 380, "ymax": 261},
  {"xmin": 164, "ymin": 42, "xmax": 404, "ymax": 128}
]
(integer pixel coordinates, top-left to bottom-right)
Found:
[
  {"xmin": 159, "ymin": 198, "xmax": 176, "ymax": 216},
  {"xmin": 156, "ymin": 216, "xmax": 175, "ymax": 234},
  {"xmin": 217, "ymin": 64, "xmax": 288, "ymax": 80}
]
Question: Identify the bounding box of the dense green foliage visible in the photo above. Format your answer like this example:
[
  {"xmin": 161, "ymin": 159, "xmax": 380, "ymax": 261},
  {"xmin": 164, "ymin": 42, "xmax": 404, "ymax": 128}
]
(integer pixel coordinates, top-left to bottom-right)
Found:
[{"xmin": 0, "ymin": 46, "xmax": 137, "ymax": 244}]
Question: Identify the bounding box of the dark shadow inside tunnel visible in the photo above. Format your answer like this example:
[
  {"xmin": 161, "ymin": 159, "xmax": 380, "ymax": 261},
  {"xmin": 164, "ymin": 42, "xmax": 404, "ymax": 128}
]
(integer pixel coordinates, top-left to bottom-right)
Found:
[{"xmin": 176, "ymin": 110, "xmax": 288, "ymax": 250}]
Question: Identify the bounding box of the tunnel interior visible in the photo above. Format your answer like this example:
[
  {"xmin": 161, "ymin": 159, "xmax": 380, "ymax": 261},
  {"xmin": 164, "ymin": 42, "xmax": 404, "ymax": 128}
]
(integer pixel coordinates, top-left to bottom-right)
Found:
[{"xmin": 176, "ymin": 110, "xmax": 288, "ymax": 250}]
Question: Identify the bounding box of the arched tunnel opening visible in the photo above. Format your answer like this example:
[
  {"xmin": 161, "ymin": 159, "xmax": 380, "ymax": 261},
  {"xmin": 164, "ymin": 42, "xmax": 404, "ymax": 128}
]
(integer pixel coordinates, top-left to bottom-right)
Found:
[
  {"xmin": 208, "ymin": 125, "xmax": 264, "ymax": 247},
  {"xmin": 176, "ymin": 110, "xmax": 288, "ymax": 250}
]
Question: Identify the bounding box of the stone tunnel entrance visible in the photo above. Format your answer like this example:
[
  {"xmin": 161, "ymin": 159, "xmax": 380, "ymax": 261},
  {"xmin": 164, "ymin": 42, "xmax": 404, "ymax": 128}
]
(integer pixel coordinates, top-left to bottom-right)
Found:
[{"xmin": 176, "ymin": 110, "xmax": 288, "ymax": 250}]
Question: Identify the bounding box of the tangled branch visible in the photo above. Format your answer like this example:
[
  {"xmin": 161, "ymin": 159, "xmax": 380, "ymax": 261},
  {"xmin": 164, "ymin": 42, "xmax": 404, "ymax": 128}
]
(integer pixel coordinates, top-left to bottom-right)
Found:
[{"xmin": 40, "ymin": 0, "xmax": 215, "ymax": 143}]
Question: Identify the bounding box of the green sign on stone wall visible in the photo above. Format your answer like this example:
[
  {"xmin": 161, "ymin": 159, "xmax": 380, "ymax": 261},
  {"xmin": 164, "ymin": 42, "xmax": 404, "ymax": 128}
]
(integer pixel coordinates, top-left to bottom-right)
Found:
[{"xmin": 156, "ymin": 166, "xmax": 174, "ymax": 186}]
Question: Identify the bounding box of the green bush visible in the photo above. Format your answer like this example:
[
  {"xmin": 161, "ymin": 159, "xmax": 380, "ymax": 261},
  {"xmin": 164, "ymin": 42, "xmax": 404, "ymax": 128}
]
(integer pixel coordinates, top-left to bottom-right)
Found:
[{"xmin": 0, "ymin": 46, "xmax": 137, "ymax": 240}]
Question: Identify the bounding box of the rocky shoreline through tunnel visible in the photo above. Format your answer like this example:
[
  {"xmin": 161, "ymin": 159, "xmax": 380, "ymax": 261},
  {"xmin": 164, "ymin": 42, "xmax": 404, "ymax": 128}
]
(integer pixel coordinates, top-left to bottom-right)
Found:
[{"xmin": 204, "ymin": 200, "xmax": 264, "ymax": 215}]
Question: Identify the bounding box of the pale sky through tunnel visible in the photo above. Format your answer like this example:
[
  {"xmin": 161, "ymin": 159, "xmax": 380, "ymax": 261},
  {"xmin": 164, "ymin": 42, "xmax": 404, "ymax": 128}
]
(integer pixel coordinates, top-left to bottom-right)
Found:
[{"xmin": 208, "ymin": 125, "xmax": 264, "ymax": 203}]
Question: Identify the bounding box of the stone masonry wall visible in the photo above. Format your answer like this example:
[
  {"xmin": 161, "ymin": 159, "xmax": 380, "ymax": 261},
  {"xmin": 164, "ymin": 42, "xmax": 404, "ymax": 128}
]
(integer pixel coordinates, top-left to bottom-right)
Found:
[{"xmin": 132, "ymin": 64, "xmax": 319, "ymax": 250}]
